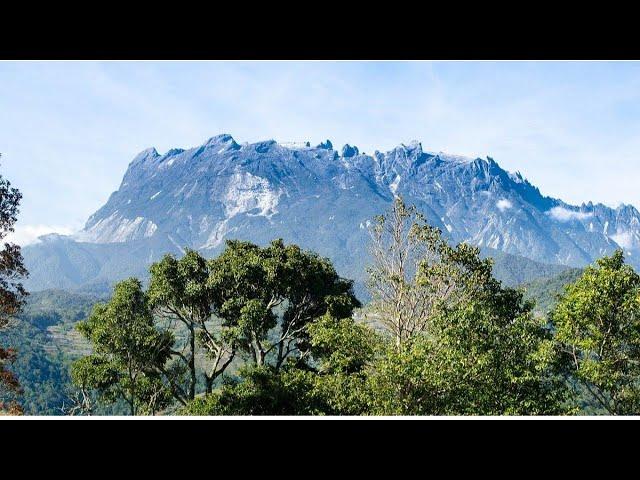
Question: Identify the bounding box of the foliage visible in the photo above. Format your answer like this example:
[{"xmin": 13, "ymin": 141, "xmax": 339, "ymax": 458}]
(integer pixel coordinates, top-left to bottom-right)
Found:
[
  {"xmin": 552, "ymin": 250, "xmax": 640, "ymax": 415},
  {"xmin": 183, "ymin": 365, "xmax": 319, "ymax": 415},
  {"xmin": 71, "ymin": 278, "xmax": 174, "ymax": 415},
  {"xmin": 208, "ymin": 239, "xmax": 360, "ymax": 369},
  {"xmin": 148, "ymin": 249, "xmax": 225, "ymax": 400},
  {"xmin": 305, "ymin": 315, "xmax": 378, "ymax": 415},
  {"xmin": 366, "ymin": 298, "xmax": 566, "ymax": 415},
  {"xmin": 363, "ymin": 197, "xmax": 568, "ymax": 415},
  {"xmin": 0, "ymin": 155, "xmax": 28, "ymax": 327},
  {"xmin": 0, "ymin": 319, "xmax": 72, "ymax": 415},
  {"xmin": 0, "ymin": 154, "xmax": 28, "ymax": 414}
]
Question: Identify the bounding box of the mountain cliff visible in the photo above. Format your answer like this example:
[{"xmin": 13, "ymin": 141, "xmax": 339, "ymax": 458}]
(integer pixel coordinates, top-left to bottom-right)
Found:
[{"xmin": 23, "ymin": 134, "xmax": 640, "ymax": 295}]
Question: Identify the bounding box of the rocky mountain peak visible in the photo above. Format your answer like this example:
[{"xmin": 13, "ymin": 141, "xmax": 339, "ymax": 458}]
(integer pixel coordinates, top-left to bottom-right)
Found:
[
  {"xmin": 21, "ymin": 133, "xmax": 640, "ymax": 294},
  {"xmin": 341, "ymin": 144, "xmax": 359, "ymax": 158},
  {"xmin": 131, "ymin": 147, "xmax": 159, "ymax": 164}
]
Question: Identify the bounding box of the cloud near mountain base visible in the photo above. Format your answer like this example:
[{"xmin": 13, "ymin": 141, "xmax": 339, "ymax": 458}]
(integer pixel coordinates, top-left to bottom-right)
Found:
[{"xmin": 4, "ymin": 224, "xmax": 75, "ymax": 246}]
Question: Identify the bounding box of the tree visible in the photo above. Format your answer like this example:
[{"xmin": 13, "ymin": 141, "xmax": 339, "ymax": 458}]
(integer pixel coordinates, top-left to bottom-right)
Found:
[
  {"xmin": 0, "ymin": 154, "xmax": 28, "ymax": 415},
  {"xmin": 207, "ymin": 239, "xmax": 360, "ymax": 370},
  {"xmin": 305, "ymin": 314, "xmax": 379, "ymax": 415},
  {"xmin": 0, "ymin": 346, "xmax": 22, "ymax": 415},
  {"xmin": 367, "ymin": 196, "xmax": 460, "ymax": 347},
  {"xmin": 147, "ymin": 249, "xmax": 233, "ymax": 399},
  {"xmin": 365, "ymin": 198, "xmax": 566, "ymax": 415},
  {"xmin": 180, "ymin": 240, "xmax": 362, "ymax": 416},
  {"xmin": 552, "ymin": 250, "xmax": 640, "ymax": 415},
  {"xmin": 71, "ymin": 278, "xmax": 174, "ymax": 415},
  {"xmin": 434, "ymin": 286, "xmax": 564, "ymax": 415},
  {"xmin": 365, "ymin": 269, "xmax": 566, "ymax": 415},
  {"xmin": 183, "ymin": 314, "xmax": 378, "ymax": 416}
]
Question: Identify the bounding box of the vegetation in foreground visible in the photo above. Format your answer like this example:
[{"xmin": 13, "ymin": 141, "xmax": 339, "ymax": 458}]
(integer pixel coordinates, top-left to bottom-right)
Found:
[
  {"xmin": 47, "ymin": 197, "xmax": 638, "ymax": 416},
  {"xmin": 3, "ymin": 193, "xmax": 640, "ymax": 415}
]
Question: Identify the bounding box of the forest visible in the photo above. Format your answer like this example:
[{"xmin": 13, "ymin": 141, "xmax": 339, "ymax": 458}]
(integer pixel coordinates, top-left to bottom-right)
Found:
[{"xmin": 4, "ymin": 196, "xmax": 639, "ymax": 416}]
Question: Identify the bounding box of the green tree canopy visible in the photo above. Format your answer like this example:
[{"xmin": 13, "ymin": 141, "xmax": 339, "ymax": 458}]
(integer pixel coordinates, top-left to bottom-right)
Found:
[
  {"xmin": 552, "ymin": 250, "xmax": 640, "ymax": 415},
  {"xmin": 147, "ymin": 249, "xmax": 231, "ymax": 398},
  {"xmin": 72, "ymin": 278, "xmax": 174, "ymax": 415},
  {"xmin": 207, "ymin": 239, "xmax": 361, "ymax": 370},
  {"xmin": 364, "ymin": 197, "xmax": 567, "ymax": 415}
]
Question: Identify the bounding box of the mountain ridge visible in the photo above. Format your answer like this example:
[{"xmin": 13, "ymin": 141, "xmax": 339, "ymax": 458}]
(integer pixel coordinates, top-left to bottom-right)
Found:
[{"xmin": 22, "ymin": 134, "xmax": 640, "ymax": 296}]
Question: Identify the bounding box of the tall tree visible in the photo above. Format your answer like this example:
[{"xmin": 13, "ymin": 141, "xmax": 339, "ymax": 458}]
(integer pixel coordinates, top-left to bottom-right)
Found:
[
  {"xmin": 367, "ymin": 196, "xmax": 496, "ymax": 347},
  {"xmin": 366, "ymin": 198, "xmax": 566, "ymax": 414},
  {"xmin": 183, "ymin": 313, "xmax": 378, "ymax": 416},
  {"xmin": 180, "ymin": 240, "xmax": 362, "ymax": 416},
  {"xmin": 147, "ymin": 249, "xmax": 234, "ymax": 398},
  {"xmin": 552, "ymin": 250, "xmax": 640, "ymax": 415},
  {"xmin": 367, "ymin": 196, "xmax": 430, "ymax": 347},
  {"xmin": 366, "ymin": 253, "xmax": 566, "ymax": 415},
  {"xmin": 71, "ymin": 278, "xmax": 174, "ymax": 415},
  {"xmin": 0, "ymin": 154, "xmax": 28, "ymax": 415},
  {"xmin": 208, "ymin": 239, "xmax": 360, "ymax": 370}
]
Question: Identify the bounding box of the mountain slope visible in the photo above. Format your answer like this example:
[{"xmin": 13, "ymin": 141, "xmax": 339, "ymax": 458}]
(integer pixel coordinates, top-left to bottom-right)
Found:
[
  {"xmin": 23, "ymin": 134, "xmax": 640, "ymax": 295},
  {"xmin": 521, "ymin": 268, "xmax": 584, "ymax": 315}
]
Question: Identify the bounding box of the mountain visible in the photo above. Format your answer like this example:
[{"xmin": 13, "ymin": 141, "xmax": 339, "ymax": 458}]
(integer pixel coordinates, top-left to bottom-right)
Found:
[{"xmin": 22, "ymin": 134, "xmax": 640, "ymax": 296}]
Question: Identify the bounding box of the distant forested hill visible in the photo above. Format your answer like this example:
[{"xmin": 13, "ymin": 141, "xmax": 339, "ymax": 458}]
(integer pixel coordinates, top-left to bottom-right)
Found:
[
  {"xmin": 521, "ymin": 268, "xmax": 584, "ymax": 315},
  {"xmin": 482, "ymin": 248, "xmax": 573, "ymax": 287},
  {"xmin": 0, "ymin": 289, "xmax": 102, "ymax": 414}
]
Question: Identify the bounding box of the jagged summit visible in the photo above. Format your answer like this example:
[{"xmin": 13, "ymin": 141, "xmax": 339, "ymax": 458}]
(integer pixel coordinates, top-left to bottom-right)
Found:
[
  {"xmin": 341, "ymin": 144, "xmax": 359, "ymax": 157},
  {"xmin": 131, "ymin": 147, "xmax": 159, "ymax": 163},
  {"xmin": 403, "ymin": 140, "xmax": 423, "ymax": 154},
  {"xmin": 128, "ymin": 136, "xmax": 489, "ymax": 172},
  {"xmin": 205, "ymin": 133, "xmax": 236, "ymax": 145}
]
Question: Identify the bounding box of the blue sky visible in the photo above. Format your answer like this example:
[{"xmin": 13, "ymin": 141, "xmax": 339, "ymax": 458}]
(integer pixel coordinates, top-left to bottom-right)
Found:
[{"xmin": 2, "ymin": 60, "xmax": 640, "ymax": 245}]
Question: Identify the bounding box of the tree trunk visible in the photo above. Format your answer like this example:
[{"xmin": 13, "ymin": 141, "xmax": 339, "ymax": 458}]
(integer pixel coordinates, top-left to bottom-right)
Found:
[
  {"xmin": 128, "ymin": 359, "xmax": 136, "ymax": 415},
  {"xmin": 257, "ymin": 348, "xmax": 265, "ymax": 366},
  {"xmin": 205, "ymin": 375, "xmax": 213, "ymax": 394},
  {"xmin": 189, "ymin": 323, "xmax": 196, "ymax": 400},
  {"xmin": 276, "ymin": 341, "xmax": 285, "ymax": 371}
]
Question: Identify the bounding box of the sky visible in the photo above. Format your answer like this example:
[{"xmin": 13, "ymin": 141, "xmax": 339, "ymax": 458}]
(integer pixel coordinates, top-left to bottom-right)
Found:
[{"xmin": 2, "ymin": 60, "xmax": 640, "ymax": 245}]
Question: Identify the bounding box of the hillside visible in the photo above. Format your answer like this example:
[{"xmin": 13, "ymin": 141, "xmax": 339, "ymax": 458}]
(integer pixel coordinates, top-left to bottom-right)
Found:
[
  {"xmin": 521, "ymin": 268, "xmax": 584, "ymax": 315},
  {"xmin": 0, "ymin": 289, "xmax": 101, "ymax": 414}
]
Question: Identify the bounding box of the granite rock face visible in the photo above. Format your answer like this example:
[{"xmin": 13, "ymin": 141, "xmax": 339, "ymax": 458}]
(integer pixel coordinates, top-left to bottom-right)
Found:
[{"xmin": 22, "ymin": 134, "xmax": 640, "ymax": 294}]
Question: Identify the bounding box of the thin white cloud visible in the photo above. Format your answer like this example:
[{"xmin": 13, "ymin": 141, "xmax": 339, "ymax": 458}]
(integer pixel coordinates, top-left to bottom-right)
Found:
[
  {"xmin": 496, "ymin": 199, "xmax": 513, "ymax": 212},
  {"xmin": 610, "ymin": 231, "xmax": 635, "ymax": 250},
  {"xmin": 4, "ymin": 224, "xmax": 75, "ymax": 246},
  {"xmin": 547, "ymin": 206, "xmax": 593, "ymax": 222}
]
